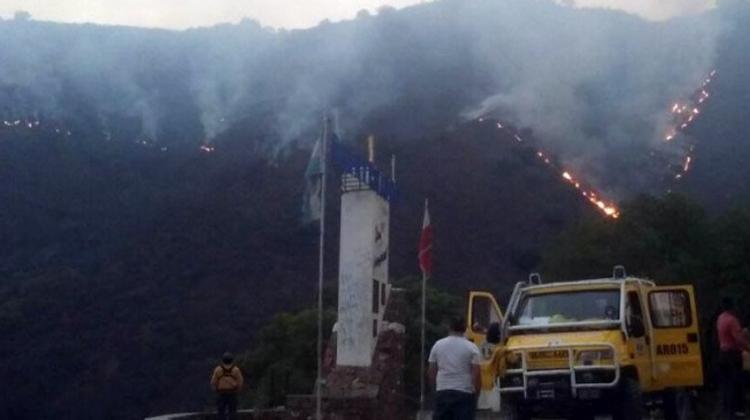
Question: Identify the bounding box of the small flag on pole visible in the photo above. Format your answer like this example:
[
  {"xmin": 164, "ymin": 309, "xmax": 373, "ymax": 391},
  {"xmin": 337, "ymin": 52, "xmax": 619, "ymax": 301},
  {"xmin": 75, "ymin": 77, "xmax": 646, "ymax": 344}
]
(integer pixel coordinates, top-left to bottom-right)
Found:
[
  {"xmin": 418, "ymin": 199, "xmax": 433, "ymax": 277},
  {"xmin": 302, "ymin": 138, "xmax": 323, "ymax": 225}
]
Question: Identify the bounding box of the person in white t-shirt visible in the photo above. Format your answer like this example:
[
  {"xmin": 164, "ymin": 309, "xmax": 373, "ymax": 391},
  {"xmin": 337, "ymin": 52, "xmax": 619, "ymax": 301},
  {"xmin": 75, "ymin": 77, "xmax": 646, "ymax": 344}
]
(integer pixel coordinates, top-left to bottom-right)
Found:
[{"xmin": 428, "ymin": 317, "xmax": 481, "ymax": 420}]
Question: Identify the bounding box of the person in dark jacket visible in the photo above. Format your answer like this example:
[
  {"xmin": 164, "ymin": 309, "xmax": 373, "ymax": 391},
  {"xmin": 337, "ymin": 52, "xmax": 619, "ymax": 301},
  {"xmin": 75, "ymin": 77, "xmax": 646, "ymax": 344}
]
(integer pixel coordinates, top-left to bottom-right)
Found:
[{"xmin": 210, "ymin": 352, "xmax": 244, "ymax": 420}]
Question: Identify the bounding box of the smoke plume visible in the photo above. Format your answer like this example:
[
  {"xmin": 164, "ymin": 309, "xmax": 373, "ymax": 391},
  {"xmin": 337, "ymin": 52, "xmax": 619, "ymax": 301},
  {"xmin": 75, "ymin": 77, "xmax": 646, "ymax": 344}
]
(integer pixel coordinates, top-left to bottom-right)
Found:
[{"xmin": 0, "ymin": 0, "xmax": 728, "ymax": 195}]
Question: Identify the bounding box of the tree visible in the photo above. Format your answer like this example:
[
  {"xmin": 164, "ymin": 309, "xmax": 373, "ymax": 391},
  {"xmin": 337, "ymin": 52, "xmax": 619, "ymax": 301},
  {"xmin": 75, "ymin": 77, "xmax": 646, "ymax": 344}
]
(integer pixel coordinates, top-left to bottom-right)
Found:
[
  {"xmin": 542, "ymin": 194, "xmax": 713, "ymax": 285},
  {"xmin": 714, "ymin": 208, "xmax": 750, "ymax": 302},
  {"xmin": 389, "ymin": 276, "xmax": 463, "ymax": 409},
  {"xmin": 13, "ymin": 11, "xmax": 31, "ymax": 21},
  {"xmin": 541, "ymin": 194, "xmax": 750, "ymax": 384},
  {"xmin": 235, "ymin": 277, "xmax": 462, "ymax": 410},
  {"xmin": 377, "ymin": 6, "xmax": 397, "ymax": 16},
  {"xmin": 236, "ymin": 308, "xmax": 336, "ymax": 408},
  {"xmin": 356, "ymin": 9, "xmax": 372, "ymax": 20}
]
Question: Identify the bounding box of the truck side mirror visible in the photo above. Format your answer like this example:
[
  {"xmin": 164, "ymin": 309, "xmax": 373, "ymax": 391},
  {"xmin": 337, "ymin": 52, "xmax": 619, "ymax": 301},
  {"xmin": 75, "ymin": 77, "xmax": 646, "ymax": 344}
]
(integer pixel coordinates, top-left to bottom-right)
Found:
[{"xmin": 627, "ymin": 316, "xmax": 646, "ymax": 338}]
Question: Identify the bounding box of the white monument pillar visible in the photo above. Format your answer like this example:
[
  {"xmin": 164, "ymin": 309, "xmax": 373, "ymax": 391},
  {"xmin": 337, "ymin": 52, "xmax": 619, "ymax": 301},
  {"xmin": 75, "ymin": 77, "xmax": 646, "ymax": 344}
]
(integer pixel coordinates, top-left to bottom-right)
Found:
[{"xmin": 336, "ymin": 172, "xmax": 390, "ymax": 367}]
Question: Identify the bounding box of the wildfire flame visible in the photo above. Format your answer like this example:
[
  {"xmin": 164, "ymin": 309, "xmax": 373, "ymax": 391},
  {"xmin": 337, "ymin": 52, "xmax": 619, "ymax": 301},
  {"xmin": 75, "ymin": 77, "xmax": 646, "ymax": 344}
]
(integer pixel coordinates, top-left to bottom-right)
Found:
[
  {"xmin": 661, "ymin": 69, "xmax": 716, "ymax": 182},
  {"xmin": 472, "ymin": 71, "xmax": 716, "ymax": 217},
  {"xmin": 477, "ymin": 117, "xmax": 620, "ymax": 219},
  {"xmin": 1, "ymin": 115, "xmax": 222, "ymax": 155},
  {"xmin": 1, "ymin": 117, "xmax": 72, "ymax": 137},
  {"xmin": 200, "ymin": 144, "xmax": 216, "ymax": 153}
]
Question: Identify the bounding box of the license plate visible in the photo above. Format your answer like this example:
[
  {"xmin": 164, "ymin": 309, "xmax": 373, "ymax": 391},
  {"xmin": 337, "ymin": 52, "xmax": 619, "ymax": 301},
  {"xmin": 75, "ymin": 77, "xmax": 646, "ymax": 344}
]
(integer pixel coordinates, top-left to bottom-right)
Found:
[
  {"xmin": 529, "ymin": 350, "xmax": 568, "ymax": 359},
  {"xmin": 578, "ymin": 389, "xmax": 601, "ymax": 400},
  {"xmin": 537, "ymin": 389, "xmax": 555, "ymax": 399}
]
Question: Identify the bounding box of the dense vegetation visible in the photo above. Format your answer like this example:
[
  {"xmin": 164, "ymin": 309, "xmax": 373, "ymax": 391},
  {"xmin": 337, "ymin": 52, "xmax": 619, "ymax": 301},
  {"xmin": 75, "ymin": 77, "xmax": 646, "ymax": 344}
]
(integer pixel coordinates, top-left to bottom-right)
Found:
[
  {"xmin": 0, "ymin": 1, "xmax": 749, "ymax": 418},
  {"xmin": 1, "ymin": 109, "xmax": 591, "ymax": 419},
  {"xmin": 233, "ymin": 277, "xmax": 462, "ymax": 411},
  {"xmin": 239, "ymin": 194, "xmax": 750, "ymax": 411},
  {"xmin": 543, "ymin": 194, "xmax": 750, "ymax": 385}
]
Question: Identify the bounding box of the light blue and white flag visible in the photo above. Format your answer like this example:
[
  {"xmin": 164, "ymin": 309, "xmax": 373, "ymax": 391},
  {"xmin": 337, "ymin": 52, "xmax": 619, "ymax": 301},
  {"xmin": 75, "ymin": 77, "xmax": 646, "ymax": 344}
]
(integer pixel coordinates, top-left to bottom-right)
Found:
[{"xmin": 301, "ymin": 137, "xmax": 323, "ymax": 225}]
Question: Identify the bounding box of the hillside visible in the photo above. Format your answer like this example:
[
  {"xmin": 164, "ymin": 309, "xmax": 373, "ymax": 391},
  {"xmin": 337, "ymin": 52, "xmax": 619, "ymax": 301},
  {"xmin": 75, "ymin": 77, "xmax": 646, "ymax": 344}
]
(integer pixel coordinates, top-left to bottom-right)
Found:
[
  {"xmin": 0, "ymin": 117, "xmax": 594, "ymax": 418},
  {"xmin": 680, "ymin": 3, "xmax": 750, "ymax": 211},
  {"xmin": 1, "ymin": 0, "xmax": 749, "ymax": 418}
]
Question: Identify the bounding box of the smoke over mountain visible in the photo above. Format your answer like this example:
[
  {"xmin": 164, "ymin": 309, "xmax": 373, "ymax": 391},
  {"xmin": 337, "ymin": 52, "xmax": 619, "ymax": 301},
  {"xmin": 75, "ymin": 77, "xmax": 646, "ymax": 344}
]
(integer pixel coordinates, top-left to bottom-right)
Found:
[
  {"xmin": 464, "ymin": 3, "xmax": 720, "ymax": 195},
  {"xmin": 3, "ymin": 2, "xmax": 750, "ymax": 418},
  {"xmin": 0, "ymin": 0, "xmax": 724, "ymax": 195}
]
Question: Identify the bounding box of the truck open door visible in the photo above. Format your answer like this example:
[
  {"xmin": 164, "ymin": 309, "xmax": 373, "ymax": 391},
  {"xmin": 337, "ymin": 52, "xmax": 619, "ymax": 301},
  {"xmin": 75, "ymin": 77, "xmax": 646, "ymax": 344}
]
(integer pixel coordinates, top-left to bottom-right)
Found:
[
  {"xmin": 466, "ymin": 291, "xmax": 505, "ymax": 410},
  {"xmin": 466, "ymin": 291, "xmax": 503, "ymax": 348},
  {"xmin": 647, "ymin": 285, "xmax": 704, "ymax": 388}
]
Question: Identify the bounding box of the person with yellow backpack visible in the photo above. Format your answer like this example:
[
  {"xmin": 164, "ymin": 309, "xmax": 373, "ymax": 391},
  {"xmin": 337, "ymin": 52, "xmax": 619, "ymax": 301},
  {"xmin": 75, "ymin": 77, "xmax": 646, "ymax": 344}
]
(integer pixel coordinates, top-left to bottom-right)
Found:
[{"xmin": 210, "ymin": 352, "xmax": 244, "ymax": 420}]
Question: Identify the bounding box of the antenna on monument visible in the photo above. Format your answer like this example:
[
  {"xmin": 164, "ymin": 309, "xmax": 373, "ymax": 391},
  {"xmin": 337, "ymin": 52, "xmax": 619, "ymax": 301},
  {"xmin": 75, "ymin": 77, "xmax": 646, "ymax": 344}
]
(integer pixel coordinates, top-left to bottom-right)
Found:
[
  {"xmin": 331, "ymin": 109, "xmax": 340, "ymax": 135},
  {"xmin": 368, "ymin": 135, "xmax": 375, "ymax": 163}
]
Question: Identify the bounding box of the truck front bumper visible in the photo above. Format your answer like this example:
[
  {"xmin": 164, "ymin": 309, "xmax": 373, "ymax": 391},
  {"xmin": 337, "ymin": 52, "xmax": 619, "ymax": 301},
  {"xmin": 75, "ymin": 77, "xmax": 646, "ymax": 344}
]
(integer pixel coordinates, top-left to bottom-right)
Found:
[{"xmin": 499, "ymin": 342, "xmax": 620, "ymax": 401}]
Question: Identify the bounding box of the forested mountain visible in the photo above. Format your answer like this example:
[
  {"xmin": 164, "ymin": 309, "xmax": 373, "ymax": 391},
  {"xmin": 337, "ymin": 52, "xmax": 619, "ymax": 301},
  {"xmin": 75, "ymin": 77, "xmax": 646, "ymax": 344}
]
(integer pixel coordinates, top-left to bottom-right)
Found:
[{"xmin": 1, "ymin": 0, "xmax": 749, "ymax": 418}]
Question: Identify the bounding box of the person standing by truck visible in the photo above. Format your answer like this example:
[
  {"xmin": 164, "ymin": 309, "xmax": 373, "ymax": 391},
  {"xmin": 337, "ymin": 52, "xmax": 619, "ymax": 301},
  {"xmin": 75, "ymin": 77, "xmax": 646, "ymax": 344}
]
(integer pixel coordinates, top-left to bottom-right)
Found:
[
  {"xmin": 210, "ymin": 352, "xmax": 244, "ymax": 420},
  {"xmin": 428, "ymin": 317, "xmax": 482, "ymax": 420},
  {"xmin": 717, "ymin": 297, "xmax": 750, "ymax": 419}
]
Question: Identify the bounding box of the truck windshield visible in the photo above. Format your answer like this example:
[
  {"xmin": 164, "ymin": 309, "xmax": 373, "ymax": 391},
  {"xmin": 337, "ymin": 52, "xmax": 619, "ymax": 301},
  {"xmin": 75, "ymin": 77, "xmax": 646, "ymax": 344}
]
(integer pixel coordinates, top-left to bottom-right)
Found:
[{"xmin": 513, "ymin": 290, "xmax": 620, "ymax": 327}]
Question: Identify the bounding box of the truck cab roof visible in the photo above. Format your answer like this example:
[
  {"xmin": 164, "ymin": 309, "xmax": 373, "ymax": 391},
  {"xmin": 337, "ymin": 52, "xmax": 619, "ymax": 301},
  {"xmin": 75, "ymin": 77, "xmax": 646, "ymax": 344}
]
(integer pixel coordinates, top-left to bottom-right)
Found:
[{"xmin": 519, "ymin": 277, "xmax": 656, "ymax": 294}]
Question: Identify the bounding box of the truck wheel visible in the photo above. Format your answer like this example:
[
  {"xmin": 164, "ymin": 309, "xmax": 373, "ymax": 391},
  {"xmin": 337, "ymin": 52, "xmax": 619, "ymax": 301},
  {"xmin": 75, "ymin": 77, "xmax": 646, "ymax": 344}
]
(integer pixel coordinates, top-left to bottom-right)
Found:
[
  {"xmin": 501, "ymin": 398, "xmax": 530, "ymax": 420},
  {"xmin": 613, "ymin": 377, "xmax": 645, "ymax": 420},
  {"xmin": 663, "ymin": 388, "xmax": 692, "ymax": 420}
]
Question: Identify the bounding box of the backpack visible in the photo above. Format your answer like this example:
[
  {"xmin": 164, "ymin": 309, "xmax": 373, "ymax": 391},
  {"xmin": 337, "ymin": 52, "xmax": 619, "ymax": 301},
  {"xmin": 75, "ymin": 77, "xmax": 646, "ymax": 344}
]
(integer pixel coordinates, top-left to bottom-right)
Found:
[{"xmin": 216, "ymin": 365, "xmax": 238, "ymax": 392}]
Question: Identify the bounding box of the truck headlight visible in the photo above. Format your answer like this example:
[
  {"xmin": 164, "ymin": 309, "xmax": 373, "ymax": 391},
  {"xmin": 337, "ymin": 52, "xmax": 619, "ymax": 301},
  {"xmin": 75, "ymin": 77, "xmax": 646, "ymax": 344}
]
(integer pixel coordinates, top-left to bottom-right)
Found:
[
  {"xmin": 506, "ymin": 352, "xmax": 522, "ymax": 369},
  {"xmin": 577, "ymin": 349, "xmax": 614, "ymax": 365},
  {"xmin": 575, "ymin": 370, "xmax": 616, "ymax": 384},
  {"xmin": 500, "ymin": 374, "xmax": 524, "ymax": 388}
]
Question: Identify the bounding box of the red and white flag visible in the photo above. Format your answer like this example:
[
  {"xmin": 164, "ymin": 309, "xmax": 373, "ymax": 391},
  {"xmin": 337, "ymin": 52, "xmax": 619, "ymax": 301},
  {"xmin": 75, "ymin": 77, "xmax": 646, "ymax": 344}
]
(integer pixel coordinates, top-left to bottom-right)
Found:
[{"xmin": 418, "ymin": 199, "xmax": 433, "ymax": 278}]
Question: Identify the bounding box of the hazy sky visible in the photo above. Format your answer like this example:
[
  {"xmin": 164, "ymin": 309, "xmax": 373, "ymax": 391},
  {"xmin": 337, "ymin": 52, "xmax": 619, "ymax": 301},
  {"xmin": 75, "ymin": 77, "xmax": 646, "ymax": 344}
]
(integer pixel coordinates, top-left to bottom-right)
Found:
[{"xmin": 0, "ymin": 0, "xmax": 715, "ymax": 30}]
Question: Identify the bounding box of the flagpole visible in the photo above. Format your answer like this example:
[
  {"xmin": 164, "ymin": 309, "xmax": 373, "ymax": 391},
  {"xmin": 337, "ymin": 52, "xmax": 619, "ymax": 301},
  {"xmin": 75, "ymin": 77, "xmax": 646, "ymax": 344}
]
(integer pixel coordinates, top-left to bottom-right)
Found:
[
  {"xmin": 420, "ymin": 268, "xmax": 427, "ymax": 419},
  {"xmin": 315, "ymin": 116, "xmax": 329, "ymax": 420},
  {"xmin": 419, "ymin": 198, "xmax": 429, "ymax": 420}
]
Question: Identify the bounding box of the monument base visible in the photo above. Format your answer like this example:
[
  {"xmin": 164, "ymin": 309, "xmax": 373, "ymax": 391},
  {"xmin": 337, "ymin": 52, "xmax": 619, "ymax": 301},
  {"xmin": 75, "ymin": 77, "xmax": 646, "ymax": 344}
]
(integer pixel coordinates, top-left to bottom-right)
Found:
[{"xmin": 285, "ymin": 288, "xmax": 407, "ymax": 420}]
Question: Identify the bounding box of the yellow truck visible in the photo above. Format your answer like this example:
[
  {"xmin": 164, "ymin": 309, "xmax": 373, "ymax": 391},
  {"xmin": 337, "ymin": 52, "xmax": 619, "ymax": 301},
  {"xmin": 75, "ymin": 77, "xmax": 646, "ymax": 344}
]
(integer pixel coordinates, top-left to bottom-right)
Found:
[{"xmin": 465, "ymin": 267, "xmax": 703, "ymax": 420}]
